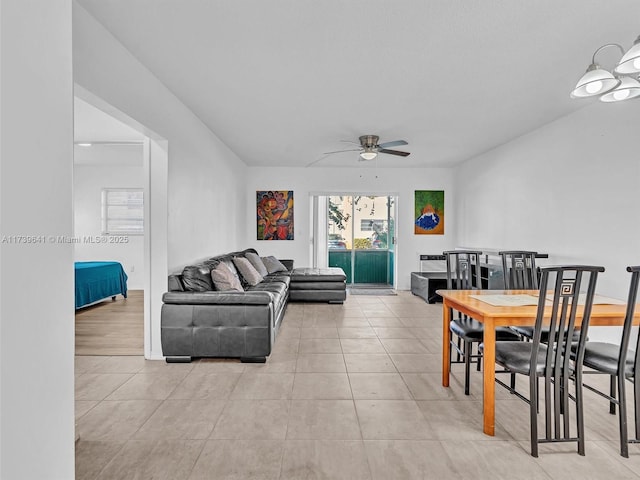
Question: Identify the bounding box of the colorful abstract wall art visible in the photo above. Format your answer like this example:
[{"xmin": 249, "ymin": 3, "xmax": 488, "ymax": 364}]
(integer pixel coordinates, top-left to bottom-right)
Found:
[
  {"xmin": 257, "ymin": 190, "xmax": 294, "ymax": 240},
  {"xmin": 415, "ymin": 190, "xmax": 444, "ymax": 235}
]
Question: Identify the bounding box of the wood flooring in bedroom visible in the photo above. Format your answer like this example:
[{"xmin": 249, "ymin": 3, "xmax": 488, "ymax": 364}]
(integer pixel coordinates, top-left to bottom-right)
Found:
[{"xmin": 75, "ymin": 289, "xmax": 144, "ymax": 356}]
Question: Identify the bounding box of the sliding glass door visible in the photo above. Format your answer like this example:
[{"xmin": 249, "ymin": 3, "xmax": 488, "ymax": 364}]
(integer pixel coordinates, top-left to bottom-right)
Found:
[{"xmin": 327, "ymin": 195, "xmax": 395, "ymax": 287}]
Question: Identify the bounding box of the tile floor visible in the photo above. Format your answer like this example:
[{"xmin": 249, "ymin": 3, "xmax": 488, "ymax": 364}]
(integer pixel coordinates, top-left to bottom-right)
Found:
[{"xmin": 75, "ymin": 292, "xmax": 640, "ymax": 479}]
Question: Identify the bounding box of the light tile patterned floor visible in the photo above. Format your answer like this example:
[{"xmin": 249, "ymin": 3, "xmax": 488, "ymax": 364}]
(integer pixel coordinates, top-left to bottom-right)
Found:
[{"xmin": 75, "ymin": 291, "xmax": 640, "ymax": 479}]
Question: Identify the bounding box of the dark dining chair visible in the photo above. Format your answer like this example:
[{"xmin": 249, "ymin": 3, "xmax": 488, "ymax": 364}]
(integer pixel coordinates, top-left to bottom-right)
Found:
[
  {"xmin": 501, "ymin": 251, "xmax": 540, "ymax": 340},
  {"xmin": 444, "ymin": 250, "xmax": 519, "ymax": 395},
  {"xmin": 488, "ymin": 265, "xmax": 604, "ymax": 457},
  {"xmin": 580, "ymin": 266, "xmax": 640, "ymax": 458},
  {"xmin": 502, "ymin": 251, "xmax": 582, "ymax": 346},
  {"xmin": 501, "ymin": 250, "xmax": 539, "ymax": 290},
  {"xmin": 499, "ymin": 251, "xmax": 540, "ymax": 388}
]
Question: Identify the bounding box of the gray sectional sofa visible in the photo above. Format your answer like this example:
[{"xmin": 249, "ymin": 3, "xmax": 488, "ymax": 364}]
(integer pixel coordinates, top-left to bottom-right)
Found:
[{"xmin": 161, "ymin": 248, "xmax": 346, "ymax": 363}]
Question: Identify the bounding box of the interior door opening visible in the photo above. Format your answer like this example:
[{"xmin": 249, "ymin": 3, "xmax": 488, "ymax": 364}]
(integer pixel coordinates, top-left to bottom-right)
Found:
[
  {"xmin": 73, "ymin": 89, "xmax": 168, "ymax": 360},
  {"xmin": 327, "ymin": 195, "xmax": 396, "ymax": 288}
]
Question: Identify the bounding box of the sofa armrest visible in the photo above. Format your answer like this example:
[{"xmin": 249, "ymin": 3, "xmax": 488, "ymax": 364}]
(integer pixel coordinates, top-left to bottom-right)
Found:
[
  {"xmin": 279, "ymin": 259, "xmax": 294, "ymax": 271},
  {"xmin": 168, "ymin": 274, "xmax": 185, "ymax": 292},
  {"xmin": 162, "ymin": 291, "xmax": 273, "ymax": 305}
]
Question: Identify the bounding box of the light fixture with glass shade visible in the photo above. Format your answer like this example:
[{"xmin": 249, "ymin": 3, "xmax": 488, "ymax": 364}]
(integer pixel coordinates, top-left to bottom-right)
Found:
[
  {"xmin": 600, "ymin": 76, "xmax": 640, "ymax": 102},
  {"xmin": 570, "ymin": 44, "xmax": 623, "ymax": 98},
  {"xmin": 614, "ymin": 35, "xmax": 640, "ymax": 75},
  {"xmin": 359, "ymin": 150, "xmax": 378, "ymax": 161},
  {"xmin": 571, "ymin": 38, "xmax": 640, "ymax": 102}
]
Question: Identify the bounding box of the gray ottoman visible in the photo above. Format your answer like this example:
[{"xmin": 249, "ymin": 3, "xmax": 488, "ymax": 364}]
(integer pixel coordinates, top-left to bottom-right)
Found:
[
  {"xmin": 411, "ymin": 271, "xmax": 447, "ymax": 304},
  {"xmin": 289, "ymin": 267, "xmax": 347, "ymax": 304}
]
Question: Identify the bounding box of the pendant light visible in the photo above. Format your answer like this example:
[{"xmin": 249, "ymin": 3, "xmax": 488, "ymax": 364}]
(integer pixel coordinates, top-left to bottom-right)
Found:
[{"xmin": 571, "ymin": 39, "xmax": 640, "ymax": 103}]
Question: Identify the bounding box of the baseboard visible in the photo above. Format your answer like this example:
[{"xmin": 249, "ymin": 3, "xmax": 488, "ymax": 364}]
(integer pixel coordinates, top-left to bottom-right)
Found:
[{"xmin": 145, "ymin": 353, "xmax": 166, "ymax": 361}]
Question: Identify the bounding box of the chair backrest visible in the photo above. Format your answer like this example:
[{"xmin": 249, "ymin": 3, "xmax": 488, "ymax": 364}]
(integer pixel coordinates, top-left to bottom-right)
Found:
[
  {"xmin": 500, "ymin": 251, "xmax": 539, "ymax": 290},
  {"xmin": 533, "ymin": 265, "xmax": 603, "ymax": 360},
  {"xmin": 618, "ymin": 266, "xmax": 640, "ymax": 376},
  {"xmin": 443, "ymin": 250, "xmax": 483, "ymax": 290},
  {"xmin": 531, "ymin": 265, "xmax": 604, "ymax": 438}
]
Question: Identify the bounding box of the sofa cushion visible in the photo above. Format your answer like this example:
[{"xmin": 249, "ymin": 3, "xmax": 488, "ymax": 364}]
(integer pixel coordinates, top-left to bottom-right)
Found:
[
  {"xmin": 211, "ymin": 262, "xmax": 244, "ymax": 292},
  {"xmin": 248, "ymin": 279, "xmax": 287, "ymax": 294},
  {"xmin": 233, "ymin": 256, "xmax": 264, "ymax": 286},
  {"xmin": 245, "ymin": 251, "xmax": 269, "ymax": 277},
  {"xmin": 182, "ymin": 264, "xmax": 215, "ymax": 291},
  {"xmin": 262, "ymin": 256, "xmax": 288, "ymax": 274},
  {"xmin": 247, "ymin": 281, "xmax": 288, "ymax": 314},
  {"xmin": 262, "ymin": 274, "xmax": 291, "ymax": 288},
  {"xmin": 291, "ymin": 267, "xmax": 347, "ymax": 283}
]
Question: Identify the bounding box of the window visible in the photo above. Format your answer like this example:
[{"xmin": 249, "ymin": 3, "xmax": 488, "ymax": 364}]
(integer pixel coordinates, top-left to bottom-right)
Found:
[
  {"xmin": 101, "ymin": 189, "xmax": 144, "ymax": 235},
  {"xmin": 360, "ymin": 219, "xmax": 386, "ymax": 231}
]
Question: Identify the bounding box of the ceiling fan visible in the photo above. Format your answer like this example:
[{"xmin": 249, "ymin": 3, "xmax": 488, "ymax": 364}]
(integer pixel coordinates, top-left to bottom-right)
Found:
[{"xmin": 308, "ymin": 135, "xmax": 410, "ymax": 166}]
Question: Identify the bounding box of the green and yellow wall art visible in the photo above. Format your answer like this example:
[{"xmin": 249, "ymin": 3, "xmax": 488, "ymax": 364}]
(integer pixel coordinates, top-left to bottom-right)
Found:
[{"xmin": 415, "ymin": 190, "xmax": 444, "ymax": 235}]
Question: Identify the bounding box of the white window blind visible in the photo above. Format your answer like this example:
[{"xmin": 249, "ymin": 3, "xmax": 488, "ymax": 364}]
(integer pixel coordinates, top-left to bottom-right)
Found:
[{"xmin": 101, "ymin": 189, "xmax": 144, "ymax": 235}]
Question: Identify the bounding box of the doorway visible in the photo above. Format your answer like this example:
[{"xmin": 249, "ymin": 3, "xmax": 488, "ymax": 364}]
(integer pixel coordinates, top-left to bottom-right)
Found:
[
  {"xmin": 73, "ymin": 89, "xmax": 168, "ymax": 360},
  {"xmin": 327, "ymin": 195, "xmax": 396, "ymax": 287}
]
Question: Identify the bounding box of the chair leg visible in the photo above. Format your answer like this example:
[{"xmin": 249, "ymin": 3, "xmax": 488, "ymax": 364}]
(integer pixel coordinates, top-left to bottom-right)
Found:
[
  {"xmin": 575, "ymin": 372, "xmax": 586, "ymax": 456},
  {"xmin": 464, "ymin": 340, "xmax": 471, "ymax": 395},
  {"xmin": 510, "ymin": 373, "xmax": 516, "ymax": 392},
  {"xmin": 618, "ymin": 374, "xmax": 629, "ymax": 458},
  {"xmin": 530, "ymin": 374, "xmax": 539, "ymax": 457},
  {"xmin": 544, "ymin": 376, "xmax": 552, "ymax": 436},
  {"xmin": 562, "ymin": 375, "xmax": 570, "ymax": 433},
  {"xmin": 610, "ymin": 375, "xmax": 617, "ymax": 415},
  {"xmin": 635, "ymin": 376, "xmax": 640, "ymax": 440}
]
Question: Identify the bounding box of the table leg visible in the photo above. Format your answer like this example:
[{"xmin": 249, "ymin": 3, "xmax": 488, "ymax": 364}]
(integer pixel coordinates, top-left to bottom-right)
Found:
[
  {"xmin": 442, "ymin": 301, "xmax": 451, "ymax": 387},
  {"xmin": 483, "ymin": 319, "xmax": 496, "ymax": 436}
]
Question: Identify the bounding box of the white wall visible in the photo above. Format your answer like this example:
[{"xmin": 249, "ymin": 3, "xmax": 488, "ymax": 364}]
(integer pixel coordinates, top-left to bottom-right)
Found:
[
  {"xmin": 455, "ymin": 101, "xmax": 640, "ymax": 297},
  {"xmin": 1, "ymin": 0, "xmax": 75, "ymax": 478},
  {"xmin": 72, "ymin": 4, "xmax": 248, "ymax": 272},
  {"xmin": 455, "ymin": 102, "xmax": 640, "ymax": 340},
  {"xmin": 74, "ymin": 145, "xmax": 145, "ymax": 288},
  {"xmin": 244, "ymin": 166, "xmax": 456, "ymax": 290}
]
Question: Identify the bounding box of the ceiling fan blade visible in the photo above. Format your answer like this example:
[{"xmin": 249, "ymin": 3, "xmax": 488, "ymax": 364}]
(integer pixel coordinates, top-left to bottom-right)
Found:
[
  {"xmin": 306, "ymin": 154, "xmax": 331, "ymax": 167},
  {"xmin": 379, "ymin": 148, "xmax": 410, "ymax": 157},
  {"xmin": 321, "ymin": 148, "xmax": 361, "ymax": 155},
  {"xmin": 307, "ymin": 147, "xmax": 363, "ymax": 167},
  {"xmin": 378, "ymin": 140, "xmax": 408, "ymax": 149}
]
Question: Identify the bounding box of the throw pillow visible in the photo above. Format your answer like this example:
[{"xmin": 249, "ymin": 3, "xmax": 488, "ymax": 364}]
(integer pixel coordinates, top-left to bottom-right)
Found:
[
  {"xmin": 245, "ymin": 251, "xmax": 269, "ymax": 277},
  {"xmin": 222, "ymin": 259, "xmax": 242, "ymax": 284},
  {"xmin": 262, "ymin": 255, "xmax": 288, "ymax": 274},
  {"xmin": 210, "ymin": 262, "xmax": 244, "ymax": 292},
  {"xmin": 233, "ymin": 256, "xmax": 264, "ymax": 286}
]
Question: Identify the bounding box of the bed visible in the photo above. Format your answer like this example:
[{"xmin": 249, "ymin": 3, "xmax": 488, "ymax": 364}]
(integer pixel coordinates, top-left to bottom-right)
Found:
[{"xmin": 75, "ymin": 261, "xmax": 128, "ymax": 309}]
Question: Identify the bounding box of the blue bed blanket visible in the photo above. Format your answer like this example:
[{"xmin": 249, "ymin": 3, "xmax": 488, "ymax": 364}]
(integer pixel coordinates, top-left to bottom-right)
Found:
[{"xmin": 75, "ymin": 261, "xmax": 128, "ymax": 309}]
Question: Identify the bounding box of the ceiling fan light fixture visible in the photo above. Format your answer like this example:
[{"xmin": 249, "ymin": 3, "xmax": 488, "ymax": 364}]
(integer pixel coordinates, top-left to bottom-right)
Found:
[
  {"xmin": 309, "ymin": 135, "xmax": 409, "ymax": 166},
  {"xmin": 360, "ymin": 151, "xmax": 378, "ymax": 161}
]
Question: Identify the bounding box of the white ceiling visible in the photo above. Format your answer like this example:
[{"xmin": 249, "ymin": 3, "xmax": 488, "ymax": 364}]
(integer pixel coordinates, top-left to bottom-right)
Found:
[
  {"xmin": 76, "ymin": 0, "xmax": 640, "ymax": 168},
  {"xmin": 74, "ymin": 97, "xmax": 144, "ymax": 142}
]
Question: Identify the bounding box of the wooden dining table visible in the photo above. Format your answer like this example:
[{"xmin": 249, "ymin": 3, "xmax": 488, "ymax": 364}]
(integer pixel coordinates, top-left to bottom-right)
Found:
[{"xmin": 438, "ymin": 289, "xmax": 638, "ymax": 436}]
